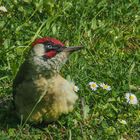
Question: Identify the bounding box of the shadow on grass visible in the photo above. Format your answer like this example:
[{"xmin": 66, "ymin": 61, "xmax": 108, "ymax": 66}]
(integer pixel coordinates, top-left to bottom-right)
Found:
[{"xmin": 0, "ymin": 100, "xmax": 19, "ymax": 129}]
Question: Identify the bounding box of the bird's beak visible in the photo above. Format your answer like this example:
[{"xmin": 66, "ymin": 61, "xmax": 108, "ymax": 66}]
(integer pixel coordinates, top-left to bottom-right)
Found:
[{"xmin": 62, "ymin": 46, "xmax": 83, "ymax": 52}]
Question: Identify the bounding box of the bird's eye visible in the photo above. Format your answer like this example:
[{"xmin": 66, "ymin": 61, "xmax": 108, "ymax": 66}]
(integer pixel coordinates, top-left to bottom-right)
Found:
[{"xmin": 47, "ymin": 44, "xmax": 53, "ymax": 49}]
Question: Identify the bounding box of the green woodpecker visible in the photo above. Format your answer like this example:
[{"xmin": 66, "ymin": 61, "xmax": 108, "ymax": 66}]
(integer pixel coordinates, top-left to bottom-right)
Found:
[{"xmin": 13, "ymin": 37, "xmax": 82, "ymax": 124}]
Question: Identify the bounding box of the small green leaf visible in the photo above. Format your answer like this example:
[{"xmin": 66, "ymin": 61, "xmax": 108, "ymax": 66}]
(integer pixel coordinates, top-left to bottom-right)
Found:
[{"xmin": 83, "ymin": 105, "xmax": 90, "ymax": 119}]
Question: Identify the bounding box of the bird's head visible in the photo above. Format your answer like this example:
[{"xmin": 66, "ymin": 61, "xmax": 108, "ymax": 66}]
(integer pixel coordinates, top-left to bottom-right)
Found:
[
  {"xmin": 31, "ymin": 37, "xmax": 82, "ymax": 59},
  {"xmin": 29, "ymin": 37, "xmax": 82, "ymax": 74}
]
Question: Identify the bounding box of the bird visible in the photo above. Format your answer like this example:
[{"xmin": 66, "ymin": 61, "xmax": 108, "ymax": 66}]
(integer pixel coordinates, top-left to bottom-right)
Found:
[{"xmin": 13, "ymin": 37, "xmax": 82, "ymax": 124}]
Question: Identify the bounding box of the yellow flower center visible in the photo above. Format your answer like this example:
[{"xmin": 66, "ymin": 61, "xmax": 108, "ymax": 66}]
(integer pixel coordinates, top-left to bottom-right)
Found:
[
  {"xmin": 103, "ymin": 85, "xmax": 108, "ymax": 89},
  {"xmin": 91, "ymin": 83, "xmax": 97, "ymax": 88},
  {"xmin": 129, "ymin": 95, "xmax": 135, "ymax": 101}
]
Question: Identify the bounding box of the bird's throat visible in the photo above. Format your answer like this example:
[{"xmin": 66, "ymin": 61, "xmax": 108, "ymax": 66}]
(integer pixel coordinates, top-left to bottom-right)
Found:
[{"xmin": 30, "ymin": 52, "xmax": 68, "ymax": 76}]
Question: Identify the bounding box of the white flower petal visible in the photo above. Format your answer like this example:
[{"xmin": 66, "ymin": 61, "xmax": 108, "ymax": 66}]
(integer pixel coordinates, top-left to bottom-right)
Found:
[
  {"xmin": 74, "ymin": 86, "xmax": 79, "ymax": 92},
  {"xmin": 118, "ymin": 119, "xmax": 127, "ymax": 125}
]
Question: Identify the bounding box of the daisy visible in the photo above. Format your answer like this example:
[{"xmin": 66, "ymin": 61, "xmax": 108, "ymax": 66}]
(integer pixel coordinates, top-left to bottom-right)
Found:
[
  {"xmin": 125, "ymin": 93, "xmax": 138, "ymax": 105},
  {"xmin": 100, "ymin": 83, "xmax": 111, "ymax": 91},
  {"xmin": 74, "ymin": 85, "xmax": 79, "ymax": 92},
  {"xmin": 89, "ymin": 82, "xmax": 98, "ymax": 91},
  {"xmin": 0, "ymin": 6, "xmax": 7, "ymax": 12}
]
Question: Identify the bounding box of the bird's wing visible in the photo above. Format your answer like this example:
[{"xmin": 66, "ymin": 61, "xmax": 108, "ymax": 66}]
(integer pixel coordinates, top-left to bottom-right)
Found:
[{"xmin": 12, "ymin": 61, "xmax": 29, "ymax": 98}]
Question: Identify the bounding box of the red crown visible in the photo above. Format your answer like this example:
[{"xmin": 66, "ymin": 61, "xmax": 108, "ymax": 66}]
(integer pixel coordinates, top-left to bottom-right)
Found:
[{"xmin": 31, "ymin": 37, "xmax": 64, "ymax": 47}]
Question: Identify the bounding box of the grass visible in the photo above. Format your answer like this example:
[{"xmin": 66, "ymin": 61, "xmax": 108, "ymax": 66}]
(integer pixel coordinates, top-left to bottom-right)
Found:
[{"xmin": 0, "ymin": 0, "xmax": 140, "ymax": 139}]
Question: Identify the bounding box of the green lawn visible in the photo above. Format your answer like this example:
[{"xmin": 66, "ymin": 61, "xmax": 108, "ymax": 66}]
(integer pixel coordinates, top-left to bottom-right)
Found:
[{"xmin": 0, "ymin": 0, "xmax": 140, "ymax": 139}]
